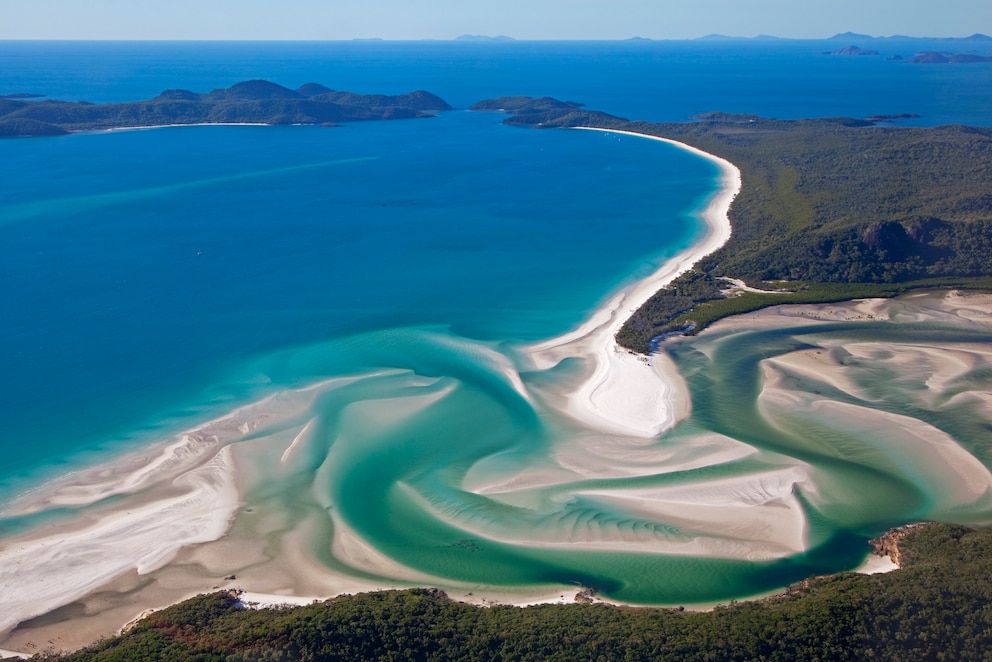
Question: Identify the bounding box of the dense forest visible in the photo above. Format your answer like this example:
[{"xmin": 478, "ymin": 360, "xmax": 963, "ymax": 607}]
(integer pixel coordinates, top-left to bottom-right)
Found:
[
  {"xmin": 15, "ymin": 524, "xmax": 990, "ymax": 661},
  {"xmin": 618, "ymin": 116, "xmax": 992, "ymax": 351},
  {"xmin": 0, "ymin": 81, "xmax": 451, "ymax": 137},
  {"xmin": 479, "ymin": 99, "xmax": 992, "ymax": 352}
]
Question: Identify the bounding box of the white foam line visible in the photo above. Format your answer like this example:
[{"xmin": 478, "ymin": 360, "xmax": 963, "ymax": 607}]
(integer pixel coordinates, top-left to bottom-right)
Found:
[{"xmin": 528, "ymin": 128, "xmax": 740, "ymax": 438}]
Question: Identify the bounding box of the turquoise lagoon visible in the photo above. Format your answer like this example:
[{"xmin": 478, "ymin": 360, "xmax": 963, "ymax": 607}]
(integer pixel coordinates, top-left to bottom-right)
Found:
[{"xmin": 2, "ymin": 40, "xmax": 992, "ymax": 611}]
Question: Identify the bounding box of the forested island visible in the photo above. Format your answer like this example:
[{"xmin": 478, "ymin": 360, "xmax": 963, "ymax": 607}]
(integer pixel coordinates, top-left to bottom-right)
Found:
[
  {"xmin": 474, "ymin": 96, "xmax": 992, "ymax": 352},
  {"xmin": 0, "ymin": 80, "xmax": 450, "ymax": 137},
  {"xmin": 13, "ymin": 524, "xmax": 991, "ymax": 660}
]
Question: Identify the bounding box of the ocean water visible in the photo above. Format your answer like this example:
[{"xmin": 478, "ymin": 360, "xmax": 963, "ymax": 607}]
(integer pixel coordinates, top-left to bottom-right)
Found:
[
  {"xmin": 2, "ymin": 40, "xmax": 992, "ymax": 612},
  {"xmin": 0, "ymin": 111, "xmax": 711, "ymax": 494}
]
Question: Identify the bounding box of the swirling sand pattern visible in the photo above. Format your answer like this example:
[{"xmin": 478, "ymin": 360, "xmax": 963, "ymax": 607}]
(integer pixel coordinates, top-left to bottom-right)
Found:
[
  {"xmin": 3, "ymin": 130, "xmax": 992, "ymax": 650},
  {"xmin": 4, "ymin": 292, "xmax": 992, "ymax": 649}
]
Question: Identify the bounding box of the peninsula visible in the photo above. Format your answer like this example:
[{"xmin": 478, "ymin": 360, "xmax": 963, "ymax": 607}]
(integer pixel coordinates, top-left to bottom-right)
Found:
[
  {"xmin": 473, "ymin": 96, "xmax": 992, "ymax": 352},
  {"xmin": 0, "ymin": 80, "xmax": 451, "ymax": 137}
]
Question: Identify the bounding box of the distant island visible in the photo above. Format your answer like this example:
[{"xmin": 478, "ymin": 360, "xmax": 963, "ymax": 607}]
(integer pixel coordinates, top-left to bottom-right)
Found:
[
  {"xmin": 827, "ymin": 45, "xmax": 880, "ymax": 56},
  {"xmin": 824, "ymin": 44, "xmax": 992, "ymax": 62},
  {"xmin": 907, "ymin": 51, "xmax": 992, "ymax": 63},
  {"xmin": 474, "ymin": 96, "xmax": 992, "ymax": 353},
  {"xmin": 694, "ymin": 33, "xmax": 786, "ymax": 41},
  {"xmin": 828, "ymin": 31, "xmax": 992, "ymax": 41},
  {"xmin": 455, "ymin": 34, "xmax": 515, "ymax": 42},
  {"xmin": 695, "ymin": 32, "xmax": 992, "ymax": 42},
  {"xmin": 0, "ymin": 80, "xmax": 451, "ymax": 138},
  {"xmin": 469, "ymin": 96, "xmax": 627, "ymax": 128}
]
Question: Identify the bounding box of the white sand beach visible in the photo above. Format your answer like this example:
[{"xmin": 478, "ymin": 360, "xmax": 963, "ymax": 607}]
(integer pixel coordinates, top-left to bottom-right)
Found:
[
  {"xmin": 527, "ymin": 129, "xmax": 740, "ymax": 439},
  {"xmin": 7, "ymin": 131, "xmax": 992, "ymax": 655}
]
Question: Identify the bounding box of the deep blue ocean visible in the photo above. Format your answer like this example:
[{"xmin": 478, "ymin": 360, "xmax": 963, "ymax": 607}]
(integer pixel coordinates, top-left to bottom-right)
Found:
[{"xmin": 1, "ymin": 39, "xmax": 991, "ymax": 607}]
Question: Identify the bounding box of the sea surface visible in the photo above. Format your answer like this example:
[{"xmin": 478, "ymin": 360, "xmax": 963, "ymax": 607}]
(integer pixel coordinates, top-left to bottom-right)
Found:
[{"xmin": 2, "ymin": 39, "xmax": 992, "ymax": 607}]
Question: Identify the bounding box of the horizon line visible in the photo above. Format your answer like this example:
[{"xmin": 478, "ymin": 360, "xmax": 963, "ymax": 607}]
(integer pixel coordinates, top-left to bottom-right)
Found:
[{"xmin": 1, "ymin": 33, "xmax": 990, "ymax": 43}]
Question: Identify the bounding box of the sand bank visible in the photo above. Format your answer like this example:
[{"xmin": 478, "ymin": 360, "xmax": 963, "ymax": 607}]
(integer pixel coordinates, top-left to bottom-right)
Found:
[{"xmin": 856, "ymin": 554, "xmax": 900, "ymax": 575}]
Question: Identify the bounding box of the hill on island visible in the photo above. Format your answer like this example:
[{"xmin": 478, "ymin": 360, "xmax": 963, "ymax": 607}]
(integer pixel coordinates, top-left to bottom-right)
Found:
[
  {"xmin": 0, "ymin": 81, "xmax": 451, "ymax": 138},
  {"xmin": 828, "ymin": 32, "xmax": 992, "ymax": 41},
  {"xmin": 828, "ymin": 45, "xmax": 880, "ymax": 56}
]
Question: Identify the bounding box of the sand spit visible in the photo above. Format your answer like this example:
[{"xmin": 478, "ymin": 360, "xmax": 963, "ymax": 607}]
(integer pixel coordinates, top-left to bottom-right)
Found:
[
  {"xmin": 527, "ymin": 129, "xmax": 740, "ymax": 438},
  {"xmin": 100, "ymin": 122, "xmax": 272, "ymax": 133},
  {"xmin": 0, "ymin": 445, "xmax": 238, "ymax": 639}
]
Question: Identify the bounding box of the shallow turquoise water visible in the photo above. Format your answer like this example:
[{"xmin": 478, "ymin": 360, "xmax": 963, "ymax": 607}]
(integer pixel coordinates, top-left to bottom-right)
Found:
[
  {"xmin": 0, "ymin": 110, "xmax": 713, "ymax": 500},
  {"xmin": 2, "ymin": 41, "xmax": 992, "ymax": 608}
]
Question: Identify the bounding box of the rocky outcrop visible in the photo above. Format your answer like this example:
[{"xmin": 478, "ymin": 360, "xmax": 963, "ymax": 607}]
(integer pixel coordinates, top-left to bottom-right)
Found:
[{"xmin": 869, "ymin": 523, "xmax": 932, "ymax": 567}]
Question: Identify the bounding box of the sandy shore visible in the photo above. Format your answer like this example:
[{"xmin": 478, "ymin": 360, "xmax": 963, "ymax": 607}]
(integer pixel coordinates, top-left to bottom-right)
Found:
[
  {"xmin": 527, "ymin": 129, "xmax": 740, "ymax": 438},
  {"xmin": 100, "ymin": 122, "xmax": 272, "ymax": 133},
  {"xmin": 14, "ymin": 131, "xmax": 992, "ymax": 654}
]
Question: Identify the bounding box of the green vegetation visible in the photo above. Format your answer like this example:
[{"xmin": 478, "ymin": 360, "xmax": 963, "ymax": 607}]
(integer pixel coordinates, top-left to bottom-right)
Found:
[
  {"xmin": 34, "ymin": 524, "xmax": 992, "ymax": 661},
  {"xmin": 469, "ymin": 97, "xmax": 628, "ymax": 129},
  {"xmin": 0, "ymin": 81, "xmax": 451, "ymax": 137},
  {"xmin": 614, "ymin": 116, "xmax": 992, "ymax": 351},
  {"xmin": 619, "ymin": 275, "xmax": 992, "ymax": 348},
  {"xmin": 475, "ymin": 98, "xmax": 992, "ymax": 353}
]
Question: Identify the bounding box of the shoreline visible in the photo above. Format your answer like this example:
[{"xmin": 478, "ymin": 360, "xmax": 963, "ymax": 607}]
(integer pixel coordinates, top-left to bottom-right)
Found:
[
  {"xmin": 0, "ymin": 129, "xmax": 747, "ymax": 653},
  {"xmin": 95, "ymin": 122, "xmax": 273, "ymax": 134},
  {"xmin": 527, "ymin": 128, "xmax": 740, "ymax": 439},
  {"xmin": 17, "ymin": 126, "xmax": 981, "ymax": 656}
]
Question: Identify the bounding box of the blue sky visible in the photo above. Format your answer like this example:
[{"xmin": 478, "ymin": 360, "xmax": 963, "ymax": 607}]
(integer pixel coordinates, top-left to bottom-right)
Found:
[{"xmin": 1, "ymin": 0, "xmax": 989, "ymax": 40}]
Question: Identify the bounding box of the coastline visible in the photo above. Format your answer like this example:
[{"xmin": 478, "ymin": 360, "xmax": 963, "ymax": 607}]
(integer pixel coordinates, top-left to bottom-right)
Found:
[
  {"xmin": 6, "ymin": 123, "xmax": 992, "ymax": 657},
  {"xmin": 0, "ymin": 130, "xmax": 746, "ymax": 653},
  {"xmin": 526, "ymin": 128, "xmax": 741, "ymax": 439},
  {"xmin": 18, "ymin": 124, "xmax": 990, "ymax": 656},
  {"xmin": 99, "ymin": 122, "xmax": 272, "ymax": 133}
]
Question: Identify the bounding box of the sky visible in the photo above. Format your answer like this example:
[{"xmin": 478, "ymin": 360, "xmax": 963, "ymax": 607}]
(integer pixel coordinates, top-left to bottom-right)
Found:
[{"xmin": 0, "ymin": 0, "xmax": 989, "ymax": 41}]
